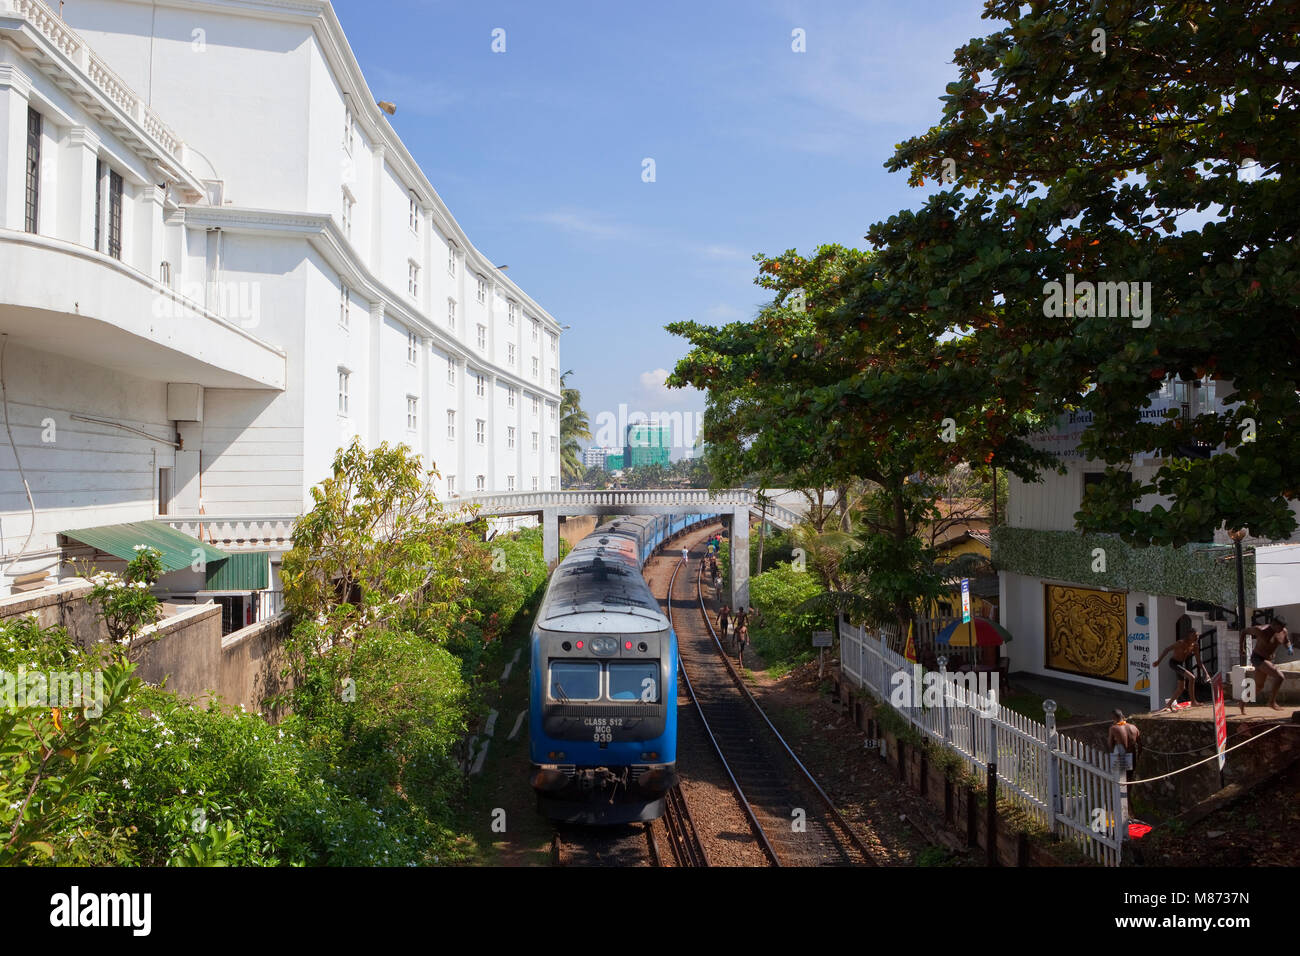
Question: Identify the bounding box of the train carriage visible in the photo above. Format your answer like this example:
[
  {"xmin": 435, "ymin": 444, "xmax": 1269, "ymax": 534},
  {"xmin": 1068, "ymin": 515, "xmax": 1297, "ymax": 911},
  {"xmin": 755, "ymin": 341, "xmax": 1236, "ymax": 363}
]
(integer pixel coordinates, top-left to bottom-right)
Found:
[{"xmin": 529, "ymin": 513, "xmax": 714, "ymax": 823}]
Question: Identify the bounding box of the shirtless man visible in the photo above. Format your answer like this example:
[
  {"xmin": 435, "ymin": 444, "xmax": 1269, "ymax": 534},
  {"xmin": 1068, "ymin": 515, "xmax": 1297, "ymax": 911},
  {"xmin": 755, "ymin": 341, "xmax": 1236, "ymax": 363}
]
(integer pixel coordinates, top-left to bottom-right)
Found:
[
  {"xmin": 1240, "ymin": 620, "xmax": 1292, "ymax": 712},
  {"xmin": 1153, "ymin": 631, "xmax": 1209, "ymax": 710},
  {"xmin": 1108, "ymin": 710, "xmax": 1142, "ymax": 780}
]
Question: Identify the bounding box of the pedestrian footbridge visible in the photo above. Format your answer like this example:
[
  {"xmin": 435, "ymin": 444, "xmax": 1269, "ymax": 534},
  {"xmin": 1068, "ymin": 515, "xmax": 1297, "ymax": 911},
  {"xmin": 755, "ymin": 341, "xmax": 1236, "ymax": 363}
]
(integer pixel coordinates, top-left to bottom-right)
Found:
[
  {"xmin": 166, "ymin": 489, "xmax": 800, "ymax": 609},
  {"xmin": 450, "ymin": 489, "xmax": 804, "ymax": 607}
]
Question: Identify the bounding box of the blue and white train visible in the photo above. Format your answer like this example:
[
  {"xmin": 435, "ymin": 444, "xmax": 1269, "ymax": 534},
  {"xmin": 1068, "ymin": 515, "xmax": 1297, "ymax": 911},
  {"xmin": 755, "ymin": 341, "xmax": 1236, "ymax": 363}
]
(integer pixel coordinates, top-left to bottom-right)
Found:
[{"xmin": 529, "ymin": 513, "xmax": 718, "ymax": 824}]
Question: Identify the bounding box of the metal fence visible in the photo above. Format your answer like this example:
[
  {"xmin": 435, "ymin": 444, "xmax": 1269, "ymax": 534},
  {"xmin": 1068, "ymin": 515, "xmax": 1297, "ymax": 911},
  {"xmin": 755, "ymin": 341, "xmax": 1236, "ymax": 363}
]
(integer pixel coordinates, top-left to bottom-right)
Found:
[{"xmin": 839, "ymin": 618, "xmax": 1125, "ymax": 866}]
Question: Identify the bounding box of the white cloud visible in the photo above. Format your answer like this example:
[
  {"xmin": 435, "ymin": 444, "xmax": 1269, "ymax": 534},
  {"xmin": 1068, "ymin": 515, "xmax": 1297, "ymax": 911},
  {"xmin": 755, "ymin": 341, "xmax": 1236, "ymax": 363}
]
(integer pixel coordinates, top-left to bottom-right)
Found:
[
  {"xmin": 525, "ymin": 209, "xmax": 632, "ymax": 239},
  {"xmin": 638, "ymin": 367, "xmax": 698, "ymax": 407}
]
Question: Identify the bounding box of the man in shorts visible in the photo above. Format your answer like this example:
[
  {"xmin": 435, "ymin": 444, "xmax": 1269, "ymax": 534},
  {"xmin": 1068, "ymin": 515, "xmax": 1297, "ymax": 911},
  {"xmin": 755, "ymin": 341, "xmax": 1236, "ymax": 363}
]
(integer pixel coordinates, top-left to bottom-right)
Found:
[
  {"xmin": 1107, "ymin": 709, "xmax": 1142, "ymax": 782},
  {"xmin": 1240, "ymin": 620, "xmax": 1292, "ymax": 712},
  {"xmin": 1154, "ymin": 630, "xmax": 1209, "ymax": 710}
]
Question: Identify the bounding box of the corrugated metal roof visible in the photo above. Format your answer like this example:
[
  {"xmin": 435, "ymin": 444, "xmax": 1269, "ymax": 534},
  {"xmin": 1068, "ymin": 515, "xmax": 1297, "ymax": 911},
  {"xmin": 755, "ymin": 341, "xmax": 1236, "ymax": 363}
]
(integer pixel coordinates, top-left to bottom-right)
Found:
[
  {"xmin": 62, "ymin": 521, "xmax": 229, "ymax": 574},
  {"xmin": 203, "ymin": 551, "xmax": 270, "ymax": 591}
]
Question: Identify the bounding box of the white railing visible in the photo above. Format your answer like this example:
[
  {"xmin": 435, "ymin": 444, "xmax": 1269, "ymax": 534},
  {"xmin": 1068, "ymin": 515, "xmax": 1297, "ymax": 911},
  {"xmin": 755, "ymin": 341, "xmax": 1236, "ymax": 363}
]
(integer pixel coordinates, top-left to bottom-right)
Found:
[
  {"xmin": 156, "ymin": 489, "xmax": 806, "ymax": 552},
  {"xmin": 161, "ymin": 515, "xmax": 298, "ymax": 551},
  {"xmin": 450, "ymin": 489, "xmax": 804, "ymax": 527},
  {"xmin": 8, "ymin": 0, "xmax": 186, "ymax": 166},
  {"xmin": 839, "ymin": 618, "xmax": 1125, "ymax": 866}
]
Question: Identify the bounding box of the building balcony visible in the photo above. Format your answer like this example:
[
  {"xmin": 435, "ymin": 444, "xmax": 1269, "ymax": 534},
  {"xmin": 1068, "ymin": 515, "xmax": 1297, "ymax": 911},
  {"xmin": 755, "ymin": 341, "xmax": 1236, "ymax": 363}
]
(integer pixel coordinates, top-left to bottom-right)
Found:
[{"xmin": 0, "ymin": 230, "xmax": 285, "ymax": 388}]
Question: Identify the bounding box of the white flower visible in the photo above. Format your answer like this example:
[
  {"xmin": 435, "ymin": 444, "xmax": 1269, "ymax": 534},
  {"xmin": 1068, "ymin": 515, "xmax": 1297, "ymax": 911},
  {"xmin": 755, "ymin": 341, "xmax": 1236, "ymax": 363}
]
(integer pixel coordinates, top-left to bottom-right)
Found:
[
  {"xmin": 121, "ymin": 779, "xmax": 131, "ymax": 789},
  {"xmin": 180, "ymin": 788, "xmax": 187, "ymax": 794}
]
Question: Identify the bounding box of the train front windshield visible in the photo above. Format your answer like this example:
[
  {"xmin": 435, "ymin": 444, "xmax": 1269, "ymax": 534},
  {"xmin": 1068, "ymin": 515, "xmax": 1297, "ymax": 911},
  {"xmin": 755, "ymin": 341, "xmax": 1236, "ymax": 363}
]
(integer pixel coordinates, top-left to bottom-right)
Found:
[{"xmin": 549, "ymin": 662, "xmax": 600, "ymax": 701}]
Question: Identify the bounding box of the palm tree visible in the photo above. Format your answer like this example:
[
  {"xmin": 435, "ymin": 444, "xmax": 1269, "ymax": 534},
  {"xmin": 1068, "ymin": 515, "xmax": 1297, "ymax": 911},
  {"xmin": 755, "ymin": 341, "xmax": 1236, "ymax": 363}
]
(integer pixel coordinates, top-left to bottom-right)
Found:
[{"xmin": 560, "ymin": 371, "xmax": 591, "ymax": 485}]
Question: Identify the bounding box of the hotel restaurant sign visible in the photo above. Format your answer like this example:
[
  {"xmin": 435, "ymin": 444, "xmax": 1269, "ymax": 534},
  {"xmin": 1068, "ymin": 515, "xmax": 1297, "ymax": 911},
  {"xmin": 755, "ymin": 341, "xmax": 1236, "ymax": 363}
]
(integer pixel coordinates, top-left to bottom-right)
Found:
[{"xmin": 1027, "ymin": 397, "xmax": 1184, "ymax": 460}]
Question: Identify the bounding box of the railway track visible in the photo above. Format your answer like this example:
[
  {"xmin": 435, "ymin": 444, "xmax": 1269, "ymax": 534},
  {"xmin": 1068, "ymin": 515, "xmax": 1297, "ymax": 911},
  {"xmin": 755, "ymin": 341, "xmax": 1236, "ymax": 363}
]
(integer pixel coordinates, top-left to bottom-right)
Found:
[
  {"xmin": 552, "ymin": 823, "xmax": 656, "ymax": 867},
  {"xmin": 665, "ymin": 529, "xmax": 877, "ymax": 867}
]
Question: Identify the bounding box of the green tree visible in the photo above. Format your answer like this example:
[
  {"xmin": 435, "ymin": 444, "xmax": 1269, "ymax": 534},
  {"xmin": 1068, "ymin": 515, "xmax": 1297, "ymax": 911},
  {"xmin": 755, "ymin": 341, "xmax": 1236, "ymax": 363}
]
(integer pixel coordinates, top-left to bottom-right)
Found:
[
  {"xmin": 560, "ymin": 371, "xmax": 592, "ymax": 485},
  {"xmin": 668, "ymin": 245, "xmax": 1000, "ymax": 631},
  {"xmin": 879, "ymin": 0, "xmax": 1300, "ymax": 545}
]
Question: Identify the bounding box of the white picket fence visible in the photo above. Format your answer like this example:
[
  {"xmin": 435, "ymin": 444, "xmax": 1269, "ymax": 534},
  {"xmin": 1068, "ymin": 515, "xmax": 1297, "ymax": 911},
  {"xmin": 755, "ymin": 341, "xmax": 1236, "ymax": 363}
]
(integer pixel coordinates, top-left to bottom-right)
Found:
[{"xmin": 839, "ymin": 618, "xmax": 1125, "ymax": 866}]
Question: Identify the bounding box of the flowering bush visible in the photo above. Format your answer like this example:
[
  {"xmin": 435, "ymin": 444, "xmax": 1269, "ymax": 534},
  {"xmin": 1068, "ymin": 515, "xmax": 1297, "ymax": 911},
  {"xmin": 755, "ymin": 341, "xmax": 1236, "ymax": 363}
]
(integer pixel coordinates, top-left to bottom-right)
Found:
[{"xmin": 86, "ymin": 546, "xmax": 164, "ymax": 660}]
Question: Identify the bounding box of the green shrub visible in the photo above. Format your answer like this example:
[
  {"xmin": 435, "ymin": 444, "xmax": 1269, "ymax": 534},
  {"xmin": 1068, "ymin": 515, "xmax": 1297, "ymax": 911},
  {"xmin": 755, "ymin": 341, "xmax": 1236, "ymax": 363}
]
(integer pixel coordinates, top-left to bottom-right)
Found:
[{"xmin": 748, "ymin": 562, "xmax": 828, "ymax": 664}]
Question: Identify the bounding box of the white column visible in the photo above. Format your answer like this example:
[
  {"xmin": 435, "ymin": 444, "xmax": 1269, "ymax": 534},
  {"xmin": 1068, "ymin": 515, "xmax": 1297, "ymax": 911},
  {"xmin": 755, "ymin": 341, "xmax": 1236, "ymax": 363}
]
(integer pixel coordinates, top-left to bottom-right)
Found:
[
  {"xmin": 63, "ymin": 126, "xmax": 101, "ymax": 247},
  {"xmin": 0, "ymin": 67, "xmax": 32, "ymax": 232},
  {"xmin": 369, "ymin": 144, "xmax": 385, "ymax": 268},
  {"xmin": 422, "ymin": 333, "xmax": 433, "ymax": 463},
  {"xmin": 368, "ymin": 301, "xmax": 383, "ymax": 443}
]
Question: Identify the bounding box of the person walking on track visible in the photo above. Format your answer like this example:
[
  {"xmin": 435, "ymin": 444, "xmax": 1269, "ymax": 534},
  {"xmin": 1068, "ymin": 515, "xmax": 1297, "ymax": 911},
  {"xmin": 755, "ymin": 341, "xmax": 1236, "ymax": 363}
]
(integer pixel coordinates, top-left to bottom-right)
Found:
[
  {"xmin": 681, "ymin": 545, "xmax": 689, "ymax": 564},
  {"xmin": 718, "ymin": 605, "xmax": 731, "ymax": 641},
  {"xmin": 736, "ymin": 623, "xmax": 749, "ymax": 665}
]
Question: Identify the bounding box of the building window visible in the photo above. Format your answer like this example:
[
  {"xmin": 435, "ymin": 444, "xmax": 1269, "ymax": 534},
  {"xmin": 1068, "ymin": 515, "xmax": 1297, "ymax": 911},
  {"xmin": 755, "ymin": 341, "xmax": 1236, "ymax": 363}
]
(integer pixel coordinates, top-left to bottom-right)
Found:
[
  {"xmin": 476, "ymin": 475, "xmax": 485, "ymax": 492},
  {"xmin": 550, "ymin": 475, "xmax": 558, "ymax": 491},
  {"xmin": 476, "ymin": 324, "xmax": 487, "ymax": 350},
  {"xmin": 344, "ymin": 107, "xmax": 354, "ymax": 153},
  {"xmin": 549, "ymin": 435, "xmax": 558, "ymax": 454},
  {"xmin": 530, "ymin": 318, "xmax": 540, "ymax": 343},
  {"xmin": 447, "ymin": 242, "xmax": 457, "ymax": 276},
  {"xmin": 507, "ymin": 426, "xmax": 516, "ymax": 449},
  {"xmin": 549, "ymin": 403, "xmax": 557, "ymax": 424},
  {"xmin": 409, "ymin": 193, "xmax": 419, "ymax": 232},
  {"xmin": 447, "ymin": 356, "xmax": 456, "ymax": 385},
  {"xmin": 475, "ymin": 374, "xmax": 485, "ymax": 398},
  {"xmin": 550, "ymin": 368, "xmax": 558, "ymax": 388},
  {"xmin": 408, "ymin": 261, "xmax": 420, "ymax": 298},
  {"xmin": 507, "ymin": 475, "xmax": 516, "ymax": 492},
  {"xmin": 447, "ymin": 475, "xmax": 456, "ymax": 496},
  {"xmin": 531, "ymin": 395, "xmax": 540, "ymax": 417},
  {"xmin": 447, "ymin": 299, "xmax": 456, "ymax": 329},
  {"xmin": 507, "ymin": 343, "xmax": 516, "ymax": 366},
  {"xmin": 447, "ymin": 409, "xmax": 456, "ymax": 439},
  {"xmin": 340, "ymin": 282, "xmax": 350, "ymax": 328},
  {"xmin": 476, "ymin": 274, "xmax": 486, "ymax": 304},
  {"xmin": 476, "ymin": 419, "xmax": 486, "ymax": 444},
  {"xmin": 24, "ymin": 107, "xmax": 40, "ymax": 234},
  {"xmin": 508, "ymin": 301, "xmax": 517, "ymax": 327},
  {"xmin": 342, "ymin": 188, "xmax": 354, "ymax": 238},
  {"xmin": 531, "ymin": 356, "xmax": 539, "ymax": 378},
  {"xmin": 531, "ymin": 431, "xmax": 539, "ymax": 452},
  {"xmin": 107, "ymin": 170, "xmax": 123, "ymax": 260},
  {"xmin": 407, "ymin": 396, "xmax": 418, "ymax": 430},
  {"xmin": 531, "ymin": 476, "xmax": 539, "ymax": 491},
  {"xmin": 338, "ymin": 368, "xmax": 350, "ymax": 415},
  {"xmin": 94, "ymin": 158, "xmax": 106, "ymax": 250},
  {"xmin": 548, "ymin": 331, "xmax": 557, "ymax": 355},
  {"xmin": 406, "ymin": 329, "xmax": 417, "ymax": 364},
  {"xmin": 159, "ymin": 261, "xmax": 172, "ymax": 287},
  {"xmin": 158, "ymin": 467, "xmax": 172, "ymax": 516},
  {"xmin": 507, "ymin": 387, "xmax": 516, "ymax": 409}
]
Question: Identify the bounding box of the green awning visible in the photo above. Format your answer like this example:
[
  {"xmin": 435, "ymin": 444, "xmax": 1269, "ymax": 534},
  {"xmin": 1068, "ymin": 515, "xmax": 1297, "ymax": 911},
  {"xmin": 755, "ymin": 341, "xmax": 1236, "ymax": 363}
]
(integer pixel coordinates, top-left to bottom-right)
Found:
[
  {"xmin": 203, "ymin": 550, "xmax": 270, "ymax": 591},
  {"xmin": 62, "ymin": 521, "xmax": 271, "ymax": 591},
  {"xmin": 63, "ymin": 521, "xmax": 229, "ymax": 573}
]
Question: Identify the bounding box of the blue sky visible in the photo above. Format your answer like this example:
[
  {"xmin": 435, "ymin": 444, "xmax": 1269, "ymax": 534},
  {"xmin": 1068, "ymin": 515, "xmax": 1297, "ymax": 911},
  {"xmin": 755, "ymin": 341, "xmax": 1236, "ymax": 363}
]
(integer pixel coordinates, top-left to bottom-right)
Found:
[{"xmin": 333, "ymin": 0, "xmax": 992, "ymax": 455}]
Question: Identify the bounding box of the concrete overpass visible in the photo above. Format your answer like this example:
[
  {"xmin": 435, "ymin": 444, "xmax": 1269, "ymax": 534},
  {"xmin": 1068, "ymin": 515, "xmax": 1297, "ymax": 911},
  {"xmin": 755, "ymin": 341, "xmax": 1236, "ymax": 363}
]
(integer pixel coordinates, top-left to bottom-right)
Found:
[
  {"xmin": 165, "ymin": 489, "xmax": 805, "ymax": 610},
  {"xmin": 451, "ymin": 488, "xmax": 804, "ymax": 608}
]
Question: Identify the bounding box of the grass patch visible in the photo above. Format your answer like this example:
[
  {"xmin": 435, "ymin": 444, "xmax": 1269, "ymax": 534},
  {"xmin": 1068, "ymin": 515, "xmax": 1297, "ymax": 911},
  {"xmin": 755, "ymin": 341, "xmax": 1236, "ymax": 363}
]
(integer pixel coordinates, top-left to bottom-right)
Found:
[{"xmin": 999, "ymin": 692, "xmax": 1071, "ymax": 723}]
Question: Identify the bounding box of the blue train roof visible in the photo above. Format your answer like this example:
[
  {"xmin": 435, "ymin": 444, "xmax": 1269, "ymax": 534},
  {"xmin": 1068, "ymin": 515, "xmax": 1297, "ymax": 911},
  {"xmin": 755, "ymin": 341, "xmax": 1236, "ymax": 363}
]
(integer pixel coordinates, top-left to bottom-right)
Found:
[{"xmin": 537, "ymin": 518, "xmax": 669, "ymax": 633}]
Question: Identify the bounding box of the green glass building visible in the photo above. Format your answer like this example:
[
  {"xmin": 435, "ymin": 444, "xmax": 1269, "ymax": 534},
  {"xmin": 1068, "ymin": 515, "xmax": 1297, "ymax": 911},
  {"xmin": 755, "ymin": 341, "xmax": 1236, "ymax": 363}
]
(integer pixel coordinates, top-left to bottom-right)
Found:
[{"xmin": 624, "ymin": 422, "xmax": 672, "ymax": 468}]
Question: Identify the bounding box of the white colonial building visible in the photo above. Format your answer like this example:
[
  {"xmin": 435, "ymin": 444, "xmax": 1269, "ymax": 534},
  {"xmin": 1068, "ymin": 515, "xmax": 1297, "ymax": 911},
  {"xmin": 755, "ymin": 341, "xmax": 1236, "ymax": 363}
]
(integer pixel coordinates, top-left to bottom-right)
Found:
[{"xmin": 0, "ymin": 0, "xmax": 562, "ymax": 621}]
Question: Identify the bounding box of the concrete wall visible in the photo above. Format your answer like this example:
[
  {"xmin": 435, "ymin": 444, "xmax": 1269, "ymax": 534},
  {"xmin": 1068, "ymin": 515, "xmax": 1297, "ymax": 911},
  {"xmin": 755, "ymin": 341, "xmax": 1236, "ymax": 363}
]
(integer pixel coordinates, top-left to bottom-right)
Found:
[{"xmin": 0, "ymin": 580, "xmax": 292, "ymax": 715}]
